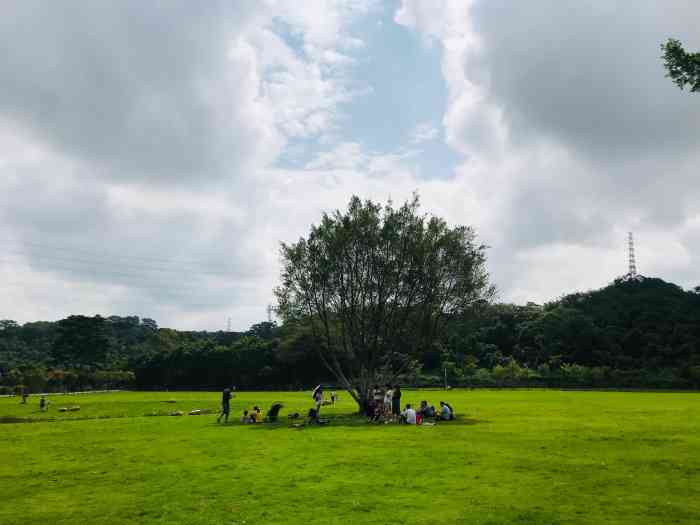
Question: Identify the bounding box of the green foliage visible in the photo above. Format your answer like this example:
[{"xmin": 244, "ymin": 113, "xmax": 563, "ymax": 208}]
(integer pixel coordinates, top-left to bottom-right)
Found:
[
  {"xmin": 661, "ymin": 38, "xmax": 700, "ymax": 92},
  {"xmin": 436, "ymin": 277, "xmax": 700, "ymax": 388},
  {"xmin": 1, "ymin": 277, "xmax": 699, "ymax": 392},
  {"xmin": 276, "ymin": 194, "xmax": 494, "ymax": 408}
]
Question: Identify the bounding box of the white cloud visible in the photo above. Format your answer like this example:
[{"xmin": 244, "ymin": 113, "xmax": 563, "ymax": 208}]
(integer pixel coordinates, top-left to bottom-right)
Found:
[
  {"xmin": 410, "ymin": 122, "xmax": 438, "ymax": 144},
  {"xmin": 1, "ymin": 0, "xmax": 699, "ymax": 331},
  {"xmin": 394, "ymin": 0, "xmax": 700, "ymax": 303},
  {"xmin": 0, "ymin": 1, "xmax": 376, "ymax": 329}
]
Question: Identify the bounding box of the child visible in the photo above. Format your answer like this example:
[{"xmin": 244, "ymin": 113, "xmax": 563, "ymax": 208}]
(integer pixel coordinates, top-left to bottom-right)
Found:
[{"xmin": 240, "ymin": 410, "xmax": 250, "ymax": 423}]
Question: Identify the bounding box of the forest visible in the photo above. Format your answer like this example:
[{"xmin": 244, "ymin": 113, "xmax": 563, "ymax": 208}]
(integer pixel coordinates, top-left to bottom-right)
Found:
[{"xmin": 2, "ymin": 276, "xmax": 699, "ymax": 394}]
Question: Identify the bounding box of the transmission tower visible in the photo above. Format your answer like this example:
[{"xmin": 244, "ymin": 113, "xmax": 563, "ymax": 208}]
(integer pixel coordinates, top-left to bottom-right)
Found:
[
  {"xmin": 627, "ymin": 232, "xmax": 637, "ymax": 277},
  {"xmin": 267, "ymin": 304, "xmax": 274, "ymax": 323}
]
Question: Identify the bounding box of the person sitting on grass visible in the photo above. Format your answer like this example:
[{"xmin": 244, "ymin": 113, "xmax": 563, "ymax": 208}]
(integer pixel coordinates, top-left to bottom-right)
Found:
[
  {"xmin": 418, "ymin": 400, "xmax": 436, "ymax": 419},
  {"xmin": 401, "ymin": 404, "xmax": 417, "ymax": 425},
  {"xmin": 438, "ymin": 401, "xmax": 454, "ymax": 421},
  {"xmin": 365, "ymin": 397, "xmax": 375, "ymax": 418},
  {"xmin": 240, "ymin": 410, "xmax": 250, "ymax": 423},
  {"xmin": 368, "ymin": 403, "xmax": 382, "ymax": 423},
  {"xmin": 250, "ymin": 406, "xmax": 264, "ymax": 423}
]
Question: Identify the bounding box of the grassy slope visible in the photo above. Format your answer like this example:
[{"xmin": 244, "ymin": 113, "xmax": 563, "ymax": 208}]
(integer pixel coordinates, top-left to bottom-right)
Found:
[{"xmin": 1, "ymin": 390, "xmax": 699, "ymax": 525}]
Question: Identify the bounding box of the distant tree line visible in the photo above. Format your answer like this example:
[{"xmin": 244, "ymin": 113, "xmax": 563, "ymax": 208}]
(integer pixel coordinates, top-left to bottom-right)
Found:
[{"xmin": 1, "ymin": 277, "xmax": 699, "ymax": 394}]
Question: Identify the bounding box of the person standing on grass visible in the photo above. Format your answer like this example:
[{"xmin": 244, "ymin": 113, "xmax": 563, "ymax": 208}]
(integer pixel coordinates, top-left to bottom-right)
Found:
[
  {"xmin": 330, "ymin": 390, "xmax": 337, "ymax": 406},
  {"xmin": 39, "ymin": 396, "xmax": 48, "ymax": 412},
  {"xmin": 313, "ymin": 386, "xmax": 323, "ymax": 414},
  {"xmin": 391, "ymin": 385, "xmax": 402, "ymax": 422},
  {"xmin": 217, "ymin": 387, "xmax": 233, "ymax": 423},
  {"xmin": 383, "ymin": 384, "xmax": 393, "ymax": 419},
  {"xmin": 372, "ymin": 385, "xmax": 384, "ymax": 412}
]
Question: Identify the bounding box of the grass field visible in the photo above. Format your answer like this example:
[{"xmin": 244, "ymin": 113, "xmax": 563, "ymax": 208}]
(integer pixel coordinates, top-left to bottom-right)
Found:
[{"xmin": 1, "ymin": 389, "xmax": 699, "ymax": 525}]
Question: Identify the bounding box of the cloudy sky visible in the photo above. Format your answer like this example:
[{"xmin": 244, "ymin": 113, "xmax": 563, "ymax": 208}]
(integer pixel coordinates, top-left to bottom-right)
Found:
[{"xmin": 1, "ymin": 0, "xmax": 698, "ymax": 330}]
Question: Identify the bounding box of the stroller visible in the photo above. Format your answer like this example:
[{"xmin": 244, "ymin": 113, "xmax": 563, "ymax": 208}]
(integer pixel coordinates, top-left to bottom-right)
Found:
[
  {"xmin": 305, "ymin": 407, "xmax": 329, "ymax": 426},
  {"xmin": 266, "ymin": 402, "xmax": 284, "ymax": 423}
]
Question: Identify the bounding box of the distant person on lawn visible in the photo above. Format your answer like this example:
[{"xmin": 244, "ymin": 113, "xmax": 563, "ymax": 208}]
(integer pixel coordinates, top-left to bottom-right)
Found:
[
  {"xmin": 39, "ymin": 396, "xmax": 48, "ymax": 412},
  {"xmin": 383, "ymin": 384, "xmax": 393, "ymax": 418},
  {"xmin": 313, "ymin": 386, "xmax": 324, "ymax": 414},
  {"xmin": 391, "ymin": 385, "xmax": 402, "ymax": 421},
  {"xmin": 438, "ymin": 401, "xmax": 454, "ymax": 421},
  {"xmin": 373, "ymin": 385, "xmax": 384, "ymax": 409},
  {"xmin": 418, "ymin": 400, "xmax": 436, "ymax": 418},
  {"xmin": 401, "ymin": 404, "xmax": 417, "ymax": 425},
  {"xmin": 217, "ymin": 387, "xmax": 233, "ymax": 423},
  {"xmin": 240, "ymin": 410, "xmax": 250, "ymax": 423},
  {"xmin": 330, "ymin": 391, "xmax": 337, "ymax": 406}
]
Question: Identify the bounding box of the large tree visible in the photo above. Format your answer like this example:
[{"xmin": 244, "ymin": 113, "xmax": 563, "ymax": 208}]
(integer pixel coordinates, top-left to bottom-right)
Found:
[
  {"xmin": 661, "ymin": 38, "xmax": 700, "ymax": 92},
  {"xmin": 276, "ymin": 195, "xmax": 494, "ymax": 411}
]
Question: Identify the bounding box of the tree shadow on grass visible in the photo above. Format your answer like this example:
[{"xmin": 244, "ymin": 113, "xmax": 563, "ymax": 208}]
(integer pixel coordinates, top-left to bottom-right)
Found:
[
  {"xmin": 0, "ymin": 416, "xmax": 36, "ymax": 424},
  {"xmin": 235, "ymin": 413, "xmax": 487, "ymax": 431}
]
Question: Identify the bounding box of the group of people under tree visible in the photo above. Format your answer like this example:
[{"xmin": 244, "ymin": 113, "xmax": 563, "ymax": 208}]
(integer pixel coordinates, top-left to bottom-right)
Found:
[
  {"xmin": 365, "ymin": 384, "xmax": 455, "ymax": 424},
  {"xmin": 215, "ymin": 383, "xmax": 454, "ymax": 426},
  {"xmin": 366, "ymin": 384, "xmax": 403, "ymax": 422},
  {"xmin": 399, "ymin": 400, "xmax": 454, "ymax": 425}
]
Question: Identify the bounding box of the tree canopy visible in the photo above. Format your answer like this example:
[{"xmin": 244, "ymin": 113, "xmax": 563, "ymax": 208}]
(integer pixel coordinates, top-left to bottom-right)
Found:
[
  {"xmin": 275, "ymin": 195, "xmax": 494, "ymax": 409},
  {"xmin": 661, "ymin": 38, "xmax": 700, "ymax": 92},
  {"xmin": 1, "ymin": 276, "xmax": 700, "ymax": 394}
]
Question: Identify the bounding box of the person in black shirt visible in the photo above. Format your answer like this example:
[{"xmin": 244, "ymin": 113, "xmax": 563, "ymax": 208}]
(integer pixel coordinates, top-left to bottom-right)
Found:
[
  {"xmin": 391, "ymin": 385, "xmax": 402, "ymax": 421},
  {"xmin": 217, "ymin": 387, "xmax": 233, "ymax": 423}
]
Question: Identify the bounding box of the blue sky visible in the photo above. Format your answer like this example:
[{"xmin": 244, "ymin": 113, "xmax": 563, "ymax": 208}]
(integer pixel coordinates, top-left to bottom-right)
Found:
[{"xmin": 275, "ymin": 1, "xmax": 460, "ymax": 179}]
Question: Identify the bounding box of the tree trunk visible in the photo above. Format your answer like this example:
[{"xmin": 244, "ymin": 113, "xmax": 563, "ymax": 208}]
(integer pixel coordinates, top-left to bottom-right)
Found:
[{"xmin": 353, "ymin": 384, "xmax": 371, "ymax": 415}]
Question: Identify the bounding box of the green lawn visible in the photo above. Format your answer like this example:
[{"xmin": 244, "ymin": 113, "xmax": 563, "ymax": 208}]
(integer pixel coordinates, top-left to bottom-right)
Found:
[{"xmin": 1, "ymin": 390, "xmax": 699, "ymax": 525}]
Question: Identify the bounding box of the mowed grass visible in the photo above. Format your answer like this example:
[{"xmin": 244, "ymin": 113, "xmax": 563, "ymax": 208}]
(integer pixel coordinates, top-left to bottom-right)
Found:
[{"xmin": 1, "ymin": 390, "xmax": 699, "ymax": 525}]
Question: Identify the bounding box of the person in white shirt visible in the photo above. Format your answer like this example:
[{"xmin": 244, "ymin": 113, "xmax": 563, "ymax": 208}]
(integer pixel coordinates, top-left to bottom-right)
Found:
[
  {"xmin": 402, "ymin": 404, "xmax": 417, "ymax": 425},
  {"xmin": 313, "ymin": 389, "xmax": 323, "ymax": 413},
  {"xmin": 383, "ymin": 384, "xmax": 393, "ymax": 418}
]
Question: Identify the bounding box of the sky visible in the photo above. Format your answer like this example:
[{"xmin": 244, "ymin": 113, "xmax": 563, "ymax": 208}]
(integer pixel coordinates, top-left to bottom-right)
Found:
[{"xmin": 1, "ymin": 0, "xmax": 699, "ymax": 331}]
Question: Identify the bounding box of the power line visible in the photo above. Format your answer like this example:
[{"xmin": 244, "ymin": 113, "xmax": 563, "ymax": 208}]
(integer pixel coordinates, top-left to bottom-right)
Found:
[
  {"xmin": 2, "ymin": 249, "xmax": 238, "ymax": 277},
  {"xmin": 0, "ymin": 280, "xmax": 237, "ymax": 298},
  {"xmin": 0, "ymin": 257, "xmax": 228, "ymax": 283},
  {"xmin": 0, "ymin": 238, "xmax": 238, "ymax": 271}
]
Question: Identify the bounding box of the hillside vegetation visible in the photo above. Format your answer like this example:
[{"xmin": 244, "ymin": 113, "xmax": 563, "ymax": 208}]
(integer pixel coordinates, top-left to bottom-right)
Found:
[{"xmin": 1, "ymin": 277, "xmax": 699, "ymax": 392}]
